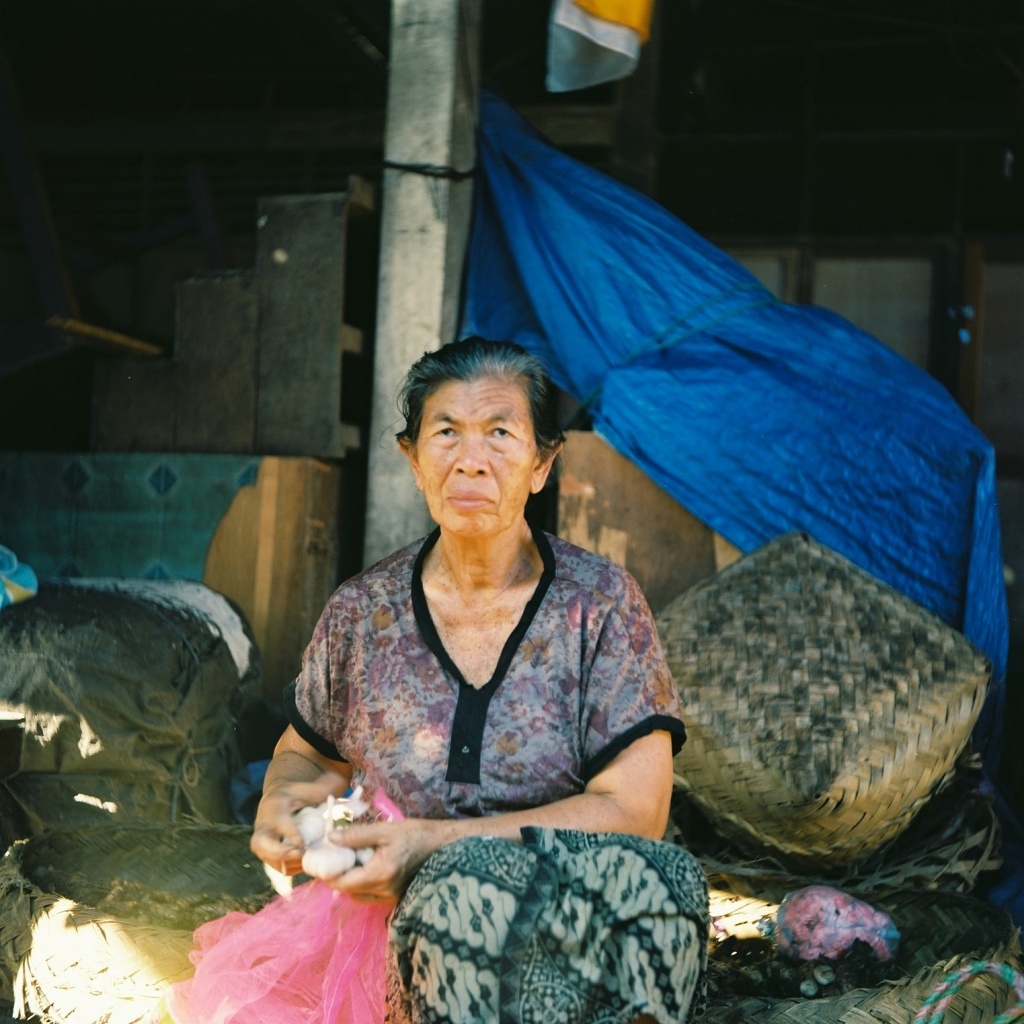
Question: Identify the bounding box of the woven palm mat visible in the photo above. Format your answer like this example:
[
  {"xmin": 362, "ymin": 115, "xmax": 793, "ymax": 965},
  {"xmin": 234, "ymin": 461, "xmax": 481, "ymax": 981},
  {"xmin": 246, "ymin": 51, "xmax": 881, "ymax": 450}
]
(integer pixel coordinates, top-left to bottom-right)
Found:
[
  {"xmin": 670, "ymin": 758, "xmax": 1003, "ymax": 898},
  {"xmin": 0, "ymin": 822, "xmax": 276, "ymax": 1024},
  {"xmin": 658, "ymin": 531, "xmax": 992, "ymax": 869},
  {"xmin": 698, "ymin": 884, "xmax": 1021, "ymax": 1024},
  {"xmin": 689, "ymin": 776, "xmax": 1017, "ymax": 1024}
]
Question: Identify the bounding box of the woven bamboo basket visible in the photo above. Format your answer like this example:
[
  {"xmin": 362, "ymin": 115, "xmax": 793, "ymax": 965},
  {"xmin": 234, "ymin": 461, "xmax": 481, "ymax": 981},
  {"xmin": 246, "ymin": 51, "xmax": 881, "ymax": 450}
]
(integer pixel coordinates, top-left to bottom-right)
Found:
[
  {"xmin": 0, "ymin": 823, "xmax": 276, "ymax": 1024},
  {"xmin": 658, "ymin": 532, "xmax": 991, "ymax": 869},
  {"xmin": 702, "ymin": 881, "xmax": 1022, "ymax": 1024}
]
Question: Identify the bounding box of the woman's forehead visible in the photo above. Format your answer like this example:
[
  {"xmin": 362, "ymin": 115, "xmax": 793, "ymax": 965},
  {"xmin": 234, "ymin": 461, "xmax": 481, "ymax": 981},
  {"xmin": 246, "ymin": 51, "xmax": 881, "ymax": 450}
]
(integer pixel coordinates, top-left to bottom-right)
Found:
[{"xmin": 424, "ymin": 376, "xmax": 531, "ymax": 419}]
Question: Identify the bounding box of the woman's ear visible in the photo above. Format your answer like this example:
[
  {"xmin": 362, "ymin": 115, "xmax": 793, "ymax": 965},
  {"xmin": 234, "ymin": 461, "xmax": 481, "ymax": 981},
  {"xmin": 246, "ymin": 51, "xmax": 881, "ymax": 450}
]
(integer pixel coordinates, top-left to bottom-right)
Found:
[
  {"xmin": 531, "ymin": 442, "xmax": 562, "ymax": 494},
  {"xmin": 398, "ymin": 437, "xmax": 425, "ymax": 492}
]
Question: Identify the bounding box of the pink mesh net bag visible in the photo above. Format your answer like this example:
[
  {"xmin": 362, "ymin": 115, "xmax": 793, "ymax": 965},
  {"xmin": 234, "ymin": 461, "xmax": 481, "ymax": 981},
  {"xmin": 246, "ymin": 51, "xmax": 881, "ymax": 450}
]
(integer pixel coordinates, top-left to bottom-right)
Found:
[{"xmin": 164, "ymin": 791, "xmax": 403, "ymax": 1024}]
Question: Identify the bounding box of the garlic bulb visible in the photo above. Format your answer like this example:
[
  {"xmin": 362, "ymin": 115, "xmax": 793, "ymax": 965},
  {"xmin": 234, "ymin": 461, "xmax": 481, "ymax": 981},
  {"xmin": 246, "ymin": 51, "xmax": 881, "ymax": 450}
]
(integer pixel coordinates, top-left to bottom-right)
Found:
[
  {"xmin": 302, "ymin": 842, "xmax": 357, "ymax": 878},
  {"xmin": 294, "ymin": 806, "xmax": 328, "ymax": 846},
  {"xmin": 293, "ymin": 787, "xmax": 376, "ymax": 880}
]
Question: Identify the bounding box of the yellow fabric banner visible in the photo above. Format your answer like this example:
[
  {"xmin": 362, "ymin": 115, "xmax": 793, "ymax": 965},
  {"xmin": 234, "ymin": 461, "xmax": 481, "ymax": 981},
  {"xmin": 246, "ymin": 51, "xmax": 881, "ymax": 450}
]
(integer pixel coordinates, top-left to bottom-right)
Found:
[{"xmin": 573, "ymin": 0, "xmax": 653, "ymax": 42}]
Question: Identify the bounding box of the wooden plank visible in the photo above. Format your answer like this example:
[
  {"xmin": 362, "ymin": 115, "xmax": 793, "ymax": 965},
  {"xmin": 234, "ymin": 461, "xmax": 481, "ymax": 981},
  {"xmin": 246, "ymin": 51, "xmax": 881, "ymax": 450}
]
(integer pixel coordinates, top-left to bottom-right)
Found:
[
  {"xmin": 174, "ymin": 270, "xmax": 259, "ymax": 453},
  {"xmin": 203, "ymin": 457, "xmax": 341, "ymax": 701},
  {"xmin": 363, "ymin": 0, "xmax": 482, "ymax": 565},
  {"xmin": 91, "ymin": 354, "xmax": 178, "ymax": 451},
  {"xmin": 250, "ymin": 458, "xmax": 282, "ymax": 654},
  {"xmin": 47, "ymin": 315, "xmax": 165, "ymax": 357},
  {"xmin": 282, "ymin": 458, "xmax": 343, "ymax": 680},
  {"xmin": 254, "ymin": 186, "xmax": 370, "ymax": 458},
  {"xmin": 557, "ymin": 431, "xmax": 719, "ymax": 613}
]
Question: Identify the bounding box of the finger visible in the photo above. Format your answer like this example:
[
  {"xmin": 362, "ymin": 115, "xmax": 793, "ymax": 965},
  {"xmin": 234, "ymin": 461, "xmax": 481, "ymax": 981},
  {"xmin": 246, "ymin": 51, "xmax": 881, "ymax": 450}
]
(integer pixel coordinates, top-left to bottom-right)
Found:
[
  {"xmin": 331, "ymin": 821, "xmax": 392, "ymax": 848},
  {"xmin": 330, "ymin": 859, "xmax": 394, "ymax": 897},
  {"xmin": 250, "ymin": 824, "xmax": 303, "ymax": 865},
  {"xmin": 252, "ymin": 815, "xmax": 303, "ymax": 849}
]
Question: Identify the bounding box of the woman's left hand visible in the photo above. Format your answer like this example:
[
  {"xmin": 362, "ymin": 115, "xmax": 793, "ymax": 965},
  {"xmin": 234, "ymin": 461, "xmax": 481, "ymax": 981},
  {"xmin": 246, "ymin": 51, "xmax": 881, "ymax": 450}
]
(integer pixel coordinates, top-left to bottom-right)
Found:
[
  {"xmin": 311, "ymin": 731, "xmax": 676, "ymax": 901},
  {"xmin": 323, "ymin": 818, "xmax": 451, "ymax": 902}
]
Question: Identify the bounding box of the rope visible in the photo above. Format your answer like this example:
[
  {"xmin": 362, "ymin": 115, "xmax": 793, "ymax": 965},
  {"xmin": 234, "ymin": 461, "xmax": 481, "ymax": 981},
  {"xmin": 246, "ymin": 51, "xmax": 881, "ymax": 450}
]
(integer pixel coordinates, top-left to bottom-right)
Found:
[
  {"xmin": 914, "ymin": 960, "xmax": 1024, "ymax": 1024},
  {"xmin": 167, "ymin": 739, "xmax": 226, "ymax": 821},
  {"xmin": 382, "ymin": 159, "xmax": 475, "ymax": 180},
  {"xmin": 574, "ymin": 282, "xmax": 775, "ymax": 415}
]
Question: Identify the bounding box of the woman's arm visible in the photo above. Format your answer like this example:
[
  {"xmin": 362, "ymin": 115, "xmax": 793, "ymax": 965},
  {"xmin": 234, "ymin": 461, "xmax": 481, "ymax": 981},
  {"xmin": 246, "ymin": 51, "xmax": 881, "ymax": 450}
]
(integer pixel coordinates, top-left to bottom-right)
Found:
[
  {"xmin": 249, "ymin": 725, "xmax": 353, "ymax": 875},
  {"xmin": 328, "ymin": 728, "xmax": 674, "ymax": 902}
]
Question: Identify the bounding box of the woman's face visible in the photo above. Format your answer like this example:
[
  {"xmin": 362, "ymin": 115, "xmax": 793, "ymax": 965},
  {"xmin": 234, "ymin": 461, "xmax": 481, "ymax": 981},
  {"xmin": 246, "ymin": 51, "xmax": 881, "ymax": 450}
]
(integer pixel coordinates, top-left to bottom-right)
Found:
[{"xmin": 401, "ymin": 376, "xmax": 557, "ymax": 541}]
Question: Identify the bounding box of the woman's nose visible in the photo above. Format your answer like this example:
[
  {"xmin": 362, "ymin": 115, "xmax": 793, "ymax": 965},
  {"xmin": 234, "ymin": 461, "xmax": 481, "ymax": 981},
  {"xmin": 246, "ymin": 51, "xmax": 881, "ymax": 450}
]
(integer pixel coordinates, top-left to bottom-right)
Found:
[{"xmin": 454, "ymin": 436, "xmax": 488, "ymax": 473}]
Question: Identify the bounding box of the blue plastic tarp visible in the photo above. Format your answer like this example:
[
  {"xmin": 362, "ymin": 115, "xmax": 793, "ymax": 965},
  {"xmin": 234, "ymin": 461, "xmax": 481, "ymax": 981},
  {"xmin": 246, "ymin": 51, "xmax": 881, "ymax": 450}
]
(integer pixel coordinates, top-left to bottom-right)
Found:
[{"xmin": 460, "ymin": 91, "xmax": 1010, "ymax": 771}]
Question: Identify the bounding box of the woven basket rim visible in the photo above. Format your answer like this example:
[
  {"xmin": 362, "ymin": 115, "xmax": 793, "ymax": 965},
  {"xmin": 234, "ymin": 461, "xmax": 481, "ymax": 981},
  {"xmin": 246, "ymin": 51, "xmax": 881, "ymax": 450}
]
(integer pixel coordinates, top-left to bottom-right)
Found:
[{"xmin": 660, "ymin": 531, "xmax": 991, "ymax": 867}]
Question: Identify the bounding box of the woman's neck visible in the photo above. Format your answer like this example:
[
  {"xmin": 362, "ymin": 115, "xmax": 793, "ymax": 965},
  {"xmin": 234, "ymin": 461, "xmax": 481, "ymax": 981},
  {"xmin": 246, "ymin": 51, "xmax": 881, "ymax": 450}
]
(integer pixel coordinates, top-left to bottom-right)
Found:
[{"xmin": 425, "ymin": 520, "xmax": 540, "ymax": 601}]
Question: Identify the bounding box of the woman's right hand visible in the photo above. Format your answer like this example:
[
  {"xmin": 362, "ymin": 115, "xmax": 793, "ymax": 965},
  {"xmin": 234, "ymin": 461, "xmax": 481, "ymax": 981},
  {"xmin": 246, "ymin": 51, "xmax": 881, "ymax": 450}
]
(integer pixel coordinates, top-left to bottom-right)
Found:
[
  {"xmin": 249, "ymin": 773, "xmax": 344, "ymax": 874},
  {"xmin": 250, "ymin": 726, "xmax": 354, "ymax": 874}
]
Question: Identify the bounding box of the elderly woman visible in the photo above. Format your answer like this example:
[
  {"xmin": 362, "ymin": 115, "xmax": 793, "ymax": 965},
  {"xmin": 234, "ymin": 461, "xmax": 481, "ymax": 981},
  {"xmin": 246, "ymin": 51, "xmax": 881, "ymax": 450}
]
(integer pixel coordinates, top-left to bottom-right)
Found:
[{"xmin": 251, "ymin": 338, "xmax": 709, "ymax": 1024}]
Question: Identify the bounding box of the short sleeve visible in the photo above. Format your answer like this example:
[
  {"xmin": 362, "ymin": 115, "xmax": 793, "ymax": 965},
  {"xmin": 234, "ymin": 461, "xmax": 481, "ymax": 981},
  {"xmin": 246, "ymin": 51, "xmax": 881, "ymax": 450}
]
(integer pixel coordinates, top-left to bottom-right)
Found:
[
  {"xmin": 286, "ymin": 598, "xmax": 350, "ymax": 762},
  {"xmin": 580, "ymin": 570, "xmax": 686, "ymax": 779}
]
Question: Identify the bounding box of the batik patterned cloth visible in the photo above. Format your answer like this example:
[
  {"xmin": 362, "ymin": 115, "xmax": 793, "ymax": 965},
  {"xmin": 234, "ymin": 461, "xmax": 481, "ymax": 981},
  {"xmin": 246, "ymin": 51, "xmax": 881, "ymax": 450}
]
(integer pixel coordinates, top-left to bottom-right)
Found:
[{"xmin": 387, "ymin": 829, "xmax": 709, "ymax": 1024}]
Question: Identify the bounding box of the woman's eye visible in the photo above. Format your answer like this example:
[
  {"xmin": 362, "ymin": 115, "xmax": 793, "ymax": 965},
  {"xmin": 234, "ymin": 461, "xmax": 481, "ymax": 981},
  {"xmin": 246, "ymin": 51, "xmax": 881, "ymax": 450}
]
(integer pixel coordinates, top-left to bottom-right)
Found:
[{"xmin": 492, "ymin": 428, "xmax": 510, "ymax": 438}]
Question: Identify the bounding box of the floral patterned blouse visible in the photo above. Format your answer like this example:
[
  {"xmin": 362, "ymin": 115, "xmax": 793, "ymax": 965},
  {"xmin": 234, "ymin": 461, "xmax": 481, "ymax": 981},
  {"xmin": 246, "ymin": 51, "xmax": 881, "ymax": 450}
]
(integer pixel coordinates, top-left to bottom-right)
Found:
[{"xmin": 284, "ymin": 526, "xmax": 686, "ymax": 819}]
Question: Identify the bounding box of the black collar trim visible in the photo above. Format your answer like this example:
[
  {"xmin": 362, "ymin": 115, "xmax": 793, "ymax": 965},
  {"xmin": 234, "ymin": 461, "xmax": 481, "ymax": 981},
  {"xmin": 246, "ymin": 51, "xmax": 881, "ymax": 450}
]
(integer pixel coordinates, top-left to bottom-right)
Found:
[{"xmin": 411, "ymin": 524, "xmax": 556, "ymax": 784}]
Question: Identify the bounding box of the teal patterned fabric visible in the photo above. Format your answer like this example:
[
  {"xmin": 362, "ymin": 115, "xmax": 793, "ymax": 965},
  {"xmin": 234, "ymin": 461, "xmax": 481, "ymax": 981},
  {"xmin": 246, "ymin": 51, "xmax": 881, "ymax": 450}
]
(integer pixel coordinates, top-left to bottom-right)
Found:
[
  {"xmin": 0, "ymin": 452, "xmax": 258, "ymax": 581},
  {"xmin": 388, "ymin": 829, "xmax": 709, "ymax": 1024}
]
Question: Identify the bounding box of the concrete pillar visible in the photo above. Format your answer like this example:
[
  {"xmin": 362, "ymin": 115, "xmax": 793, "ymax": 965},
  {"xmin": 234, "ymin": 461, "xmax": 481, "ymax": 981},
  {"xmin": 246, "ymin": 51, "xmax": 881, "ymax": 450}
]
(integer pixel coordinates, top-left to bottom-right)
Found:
[{"xmin": 363, "ymin": 0, "xmax": 482, "ymax": 567}]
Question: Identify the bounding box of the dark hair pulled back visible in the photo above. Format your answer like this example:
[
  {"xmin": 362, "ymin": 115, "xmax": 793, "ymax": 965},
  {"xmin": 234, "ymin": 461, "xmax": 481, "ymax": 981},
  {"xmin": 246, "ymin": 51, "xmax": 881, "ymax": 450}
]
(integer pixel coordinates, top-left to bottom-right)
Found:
[{"xmin": 396, "ymin": 337, "xmax": 564, "ymax": 458}]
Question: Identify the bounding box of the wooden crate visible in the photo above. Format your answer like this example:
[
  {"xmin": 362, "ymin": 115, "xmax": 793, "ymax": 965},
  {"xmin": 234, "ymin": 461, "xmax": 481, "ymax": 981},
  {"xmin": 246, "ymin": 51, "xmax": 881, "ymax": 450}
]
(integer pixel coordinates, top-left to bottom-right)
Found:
[
  {"xmin": 203, "ymin": 456, "xmax": 341, "ymax": 701},
  {"xmin": 557, "ymin": 431, "xmax": 739, "ymax": 613},
  {"xmin": 174, "ymin": 270, "xmax": 260, "ymax": 453},
  {"xmin": 92, "ymin": 352, "xmax": 178, "ymax": 451},
  {"xmin": 254, "ymin": 187, "xmax": 372, "ymax": 457},
  {"xmin": 93, "ymin": 178, "xmax": 374, "ymax": 459}
]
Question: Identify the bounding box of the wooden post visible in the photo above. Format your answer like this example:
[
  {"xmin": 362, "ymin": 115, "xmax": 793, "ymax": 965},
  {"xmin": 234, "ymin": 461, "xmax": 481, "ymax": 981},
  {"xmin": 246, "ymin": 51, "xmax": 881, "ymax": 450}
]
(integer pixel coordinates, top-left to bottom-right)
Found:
[{"xmin": 362, "ymin": 0, "xmax": 481, "ymax": 567}]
